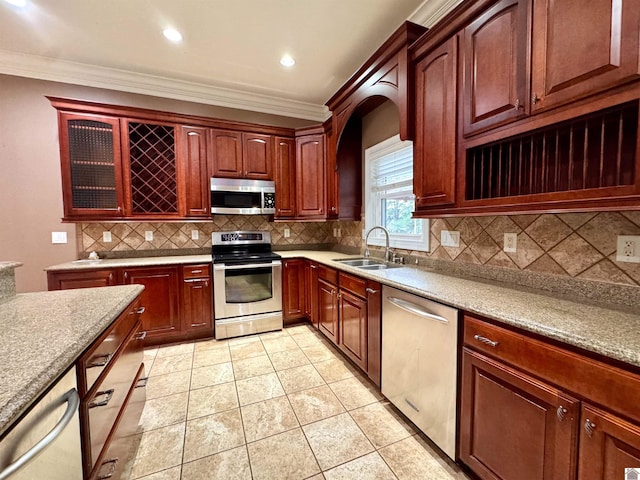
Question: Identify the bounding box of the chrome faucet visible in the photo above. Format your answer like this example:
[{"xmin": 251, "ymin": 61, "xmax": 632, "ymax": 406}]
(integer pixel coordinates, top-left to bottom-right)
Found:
[{"xmin": 364, "ymin": 226, "xmax": 392, "ymax": 262}]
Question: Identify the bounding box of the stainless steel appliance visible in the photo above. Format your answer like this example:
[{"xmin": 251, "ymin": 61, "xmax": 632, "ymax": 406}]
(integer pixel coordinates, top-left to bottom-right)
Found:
[
  {"xmin": 0, "ymin": 367, "xmax": 82, "ymax": 480},
  {"xmin": 210, "ymin": 177, "xmax": 275, "ymax": 215},
  {"xmin": 381, "ymin": 286, "xmax": 459, "ymax": 460},
  {"xmin": 212, "ymin": 231, "xmax": 282, "ymax": 339}
]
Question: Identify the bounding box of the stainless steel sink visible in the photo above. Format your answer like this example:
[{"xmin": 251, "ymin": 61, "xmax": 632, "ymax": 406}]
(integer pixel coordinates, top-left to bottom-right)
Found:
[{"xmin": 333, "ymin": 258, "xmax": 400, "ymax": 270}]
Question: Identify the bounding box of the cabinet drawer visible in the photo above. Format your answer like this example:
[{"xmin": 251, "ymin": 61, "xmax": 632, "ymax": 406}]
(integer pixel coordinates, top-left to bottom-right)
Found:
[
  {"xmin": 90, "ymin": 364, "xmax": 146, "ymax": 480},
  {"xmin": 318, "ymin": 265, "xmax": 338, "ymax": 284},
  {"xmin": 78, "ymin": 299, "xmax": 141, "ymax": 396},
  {"xmin": 464, "ymin": 314, "xmax": 640, "ymax": 424},
  {"xmin": 338, "ymin": 272, "xmax": 366, "ymax": 298},
  {"xmin": 83, "ymin": 322, "xmax": 144, "ymax": 471},
  {"xmin": 182, "ymin": 264, "xmax": 210, "ymax": 279}
]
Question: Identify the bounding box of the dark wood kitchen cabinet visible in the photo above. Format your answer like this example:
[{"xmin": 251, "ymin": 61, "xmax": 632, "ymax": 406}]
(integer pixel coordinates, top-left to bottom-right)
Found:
[
  {"xmin": 337, "ymin": 272, "xmax": 368, "ymax": 372},
  {"xmin": 179, "ymin": 126, "xmax": 210, "ymax": 217},
  {"xmin": 414, "ymin": 36, "xmax": 458, "ymax": 211},
  {"xmin": 530, "ymin": 0, "xmax": 640, "ymax": 113},
  {"xmin": 55, "ymin": 112, "xmax": 126, "ymax": 220},
  {"xmin": 460, "ymin": 313, "xmax": 640, "ymax": 480},
  {"xmin": 282, "ymin": 258, "xmax": 306, "ymax": 325},
  {"xmin": 48, "ymin": 263, "xmax": 213, "ymax": 345},
  {"xmin": 304, "ymin": 261, "xmax": 319, "ymax": 328},
  {"xmin": 121, "ymin": 266, "xmax": 181, "ymax": 343},
  {"xmin": 180, "ymin": 264, "xmax": 213, "ymax": 337},
  {"xmin": 274, "ymin": 136, "xmax": 296, "ymax": 218},
  {"xmin": 462, "ymin": 0, "xmax": 530, "ymax": 135},
  {"xmin": 295, "ymin": 133, "xmax": 326, "ymax": 219},
  {"xmin": 317, "ymin": 265, "xmax": 339, "ymax": 343},
  {"xmin": 210, "ymin": 130, "xmax": 273, "ymax": 180}
]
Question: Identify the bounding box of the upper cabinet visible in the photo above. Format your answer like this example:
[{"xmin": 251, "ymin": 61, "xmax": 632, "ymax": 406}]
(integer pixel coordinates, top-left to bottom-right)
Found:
[
  {"xmin": 295, "ymin": 131, "xmax": 326, "ymax": 219},
  {"xmin": 49, "ymin": 97, "xmax": 293, "ymax": 221},
  {"xmin": 210, "ymin": 130, "xmax": 273, "ymax": 180},
  {"xmin": 274, "ymin": 136, "xmax": 296, "ymax": 218},
  {"xmin": 462, "ymin": 0, "xmax": 530, "ymax": 135},
  {"xmin": 530, "ymin": 0, "xmax": 640, "ymax": 113},
  {"xmin": 409, "ymin": 0, "xmax": 640, "ymax": 217},
  {"xmin": 57, "ymin": 112, "xmax": 125, "ymax": 220}
]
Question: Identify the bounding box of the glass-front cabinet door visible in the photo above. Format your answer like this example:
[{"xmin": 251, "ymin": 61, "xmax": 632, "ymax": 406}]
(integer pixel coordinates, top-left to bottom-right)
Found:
[{"xmin": 58, "ymin": 112, "xmax": 125, "ymax": 219}]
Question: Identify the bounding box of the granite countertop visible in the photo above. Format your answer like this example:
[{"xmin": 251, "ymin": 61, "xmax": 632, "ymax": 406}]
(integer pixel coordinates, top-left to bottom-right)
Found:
[
  {"xmin": 0, "ymin": 261, "xmax": 23, "ymax": 272},
  {"xmin": 44, "ymin": 254, "xmax": 212, "ymax": 271},
  {"xmin": 0, "ymin": 284, "xmax": 144, "ymax": 436},
  {"xmin": 44, "ymin": 251, "xmax": 640, "ymax": 369}
]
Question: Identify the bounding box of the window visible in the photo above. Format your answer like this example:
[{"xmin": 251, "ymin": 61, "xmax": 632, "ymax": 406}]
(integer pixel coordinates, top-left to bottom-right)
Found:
[{"xmin": 365, "ymin": 135, "xmax": 429, "ymax": 252}]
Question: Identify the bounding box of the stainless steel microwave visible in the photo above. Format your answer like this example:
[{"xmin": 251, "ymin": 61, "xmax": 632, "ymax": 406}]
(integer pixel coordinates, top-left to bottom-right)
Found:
[{"xmin": 210, "ymin": 178, "xmax": 276, "ymax": 215}]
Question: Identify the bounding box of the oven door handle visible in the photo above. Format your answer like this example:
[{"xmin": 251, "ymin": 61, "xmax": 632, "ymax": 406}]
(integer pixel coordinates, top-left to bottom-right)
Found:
[{"xmin": 214, "ymin": 261, "xmax": 281, "ymax": 271}]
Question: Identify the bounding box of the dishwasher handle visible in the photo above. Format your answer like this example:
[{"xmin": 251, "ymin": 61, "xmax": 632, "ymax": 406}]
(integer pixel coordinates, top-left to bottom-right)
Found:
[
  {"xmin": 386, "ymin": 296, "xmax": 450, "ymax": 324},
  {"xmin": 0, "ymin": 388, "xmax": 80, "ymax": 480}
]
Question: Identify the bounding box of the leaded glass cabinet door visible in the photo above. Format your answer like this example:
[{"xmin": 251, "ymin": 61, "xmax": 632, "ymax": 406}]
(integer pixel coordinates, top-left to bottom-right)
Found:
[
  {"xmin": 123, "ymin": 121, "xmax": 180, "ymax": 217},
  {"xmin": 58, "ymin": 112, "xmax": 125, "ymax": 219}
]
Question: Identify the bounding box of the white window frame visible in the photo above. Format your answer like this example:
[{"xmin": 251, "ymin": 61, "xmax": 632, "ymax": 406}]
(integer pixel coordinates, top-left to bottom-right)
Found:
[{"xmin": 364, "ymin": 134, "xmax": 430, "ymax": 252}]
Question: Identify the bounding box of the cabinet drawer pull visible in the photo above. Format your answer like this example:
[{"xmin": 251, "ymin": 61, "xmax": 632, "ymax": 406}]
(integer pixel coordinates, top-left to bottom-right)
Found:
[
  {"xmin": 557, "ymin": 406, "xmax": 568, "ymax": 421},
  {"xmin": 96, "ymin": 458, "xmax": 118, "ymax": 479},
  {"xmin": 365, "ymin": 287, "xmax": 379, "ymax": 294},
  {"xmin": 310, "ymin": 264, "xmax": 317, "ymax": 269},
  {"xmin": 135, "ymin": 331, "xmax": 147, "ymax": 341},
  {"xmin": 474, "ymin": 334, "xmax": 499, "ymax": 348},
  {"xmin": 190, "ymin": 269, "xmax": 203, "ymax": 274},
  {"xmin": 89, "ymin": 389, "xmax": 114, "ymax": 408},
  {"xmin": 136, "ymin": 306, "xmax": 145, "ymax": 315},
  {"xmin": 88, "ymin": 353, "xmax": 112, "ymax": 368},
  {"xmin": 136, "ymin": 377, "xmax": 149, "ymax": 388},
  {"xmin": 123, "ymin": 272, "xmax": 129, "ymax": 281},
  {"xmin": 404, "ymin": 398, "xmax": 420, "ymax": 413},
  {"xmin": 184, "ymin": 278, "xmax": 204, "ymax": 283},
  {"xmin": 584, "ymin": 419, "xmax": 596, "ymax": 437}
]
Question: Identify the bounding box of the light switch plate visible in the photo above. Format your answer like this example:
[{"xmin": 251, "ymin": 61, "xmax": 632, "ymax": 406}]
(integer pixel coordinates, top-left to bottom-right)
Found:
[
  {"xmin": 191, "ymin": 230, "xmax": 199, "ymax": 240},
  {"xmin": 51, "ymin": 232, "xmax": 67, "ymax": 244},
  {"xmin": 284, "ymin": 228, "xmax": 290, "ymax": 238},
  {"xmin": 504, "ymin": 233, "xmax": 518, "ymax": 253},
  {"xmin": 144, "ymin": 231, "xmax": 154, "ymax": 241},
  {"xmin": 441, "ymin": 230, "xmax": 460, "ymax": 248},
  {"xmin": 102, "ymin": 231, "xmax": 112, "ymax": 243}
]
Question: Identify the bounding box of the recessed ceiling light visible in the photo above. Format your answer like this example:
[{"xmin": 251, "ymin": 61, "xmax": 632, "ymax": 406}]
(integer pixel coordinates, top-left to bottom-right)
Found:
[
  {"xmin": 4, "ymin": 0, "xmax": 27, "ymax": 7},
  {"xmin": 280, "ymin": 55, "xmax": 295, "ymax": 67},
  {"xmin": 163, "ymin": 28, "xmax": 183, "ymax": 43}
]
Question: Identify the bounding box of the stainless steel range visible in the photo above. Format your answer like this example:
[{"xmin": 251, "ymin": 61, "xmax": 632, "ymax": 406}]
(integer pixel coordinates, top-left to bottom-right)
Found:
[{"xmin": 212, "ymin": 231, "xmax": 282, "ymax": 339}]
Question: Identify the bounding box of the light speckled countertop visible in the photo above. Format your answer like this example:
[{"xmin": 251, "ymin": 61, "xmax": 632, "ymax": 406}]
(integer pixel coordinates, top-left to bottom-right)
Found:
[
  {"xmin": 45, "ymin": 251, "xmax": 640, "ymax": 369},
  {"xmin": 0, "ymin": 284, "xmax": 144, "ymax": 436},
  {"xmin": 45, "ymin": 255, "xmax": 212, "ymax": 271}
]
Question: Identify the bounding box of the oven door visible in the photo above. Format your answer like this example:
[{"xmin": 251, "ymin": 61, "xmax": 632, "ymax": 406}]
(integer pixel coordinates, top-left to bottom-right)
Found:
[{"xmin": 213, "ymin": 261, "xmax": 282, "ymax": 320}]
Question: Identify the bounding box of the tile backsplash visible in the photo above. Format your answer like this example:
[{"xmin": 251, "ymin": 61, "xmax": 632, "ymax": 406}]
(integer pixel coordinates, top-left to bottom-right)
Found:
[{"xmin": 80, "ymin": 211, "xmax": 640, "ymax": 288}]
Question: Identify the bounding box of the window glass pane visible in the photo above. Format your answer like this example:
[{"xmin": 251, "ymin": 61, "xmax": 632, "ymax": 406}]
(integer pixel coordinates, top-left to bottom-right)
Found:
[{"xmin": 382, "ymin": 198, "xmax": 422, "ymax": 234}]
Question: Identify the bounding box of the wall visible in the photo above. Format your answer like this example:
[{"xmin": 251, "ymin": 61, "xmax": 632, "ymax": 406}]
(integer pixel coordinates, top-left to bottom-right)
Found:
[{"xmin": 0, "ymin": 74, "xmax": 314, "ymax": 293}]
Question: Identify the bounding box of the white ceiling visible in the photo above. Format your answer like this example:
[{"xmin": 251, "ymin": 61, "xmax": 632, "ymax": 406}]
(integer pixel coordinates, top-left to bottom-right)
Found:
[{"xmin": 0, "ymin": 0, "xmax": 461, "ymax": 121}]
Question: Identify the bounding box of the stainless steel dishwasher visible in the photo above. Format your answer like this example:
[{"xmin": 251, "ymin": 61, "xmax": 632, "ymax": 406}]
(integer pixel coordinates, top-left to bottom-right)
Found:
[{"xmin": 381, "ymin": 285, "xmax": 458, "ymax": 460}]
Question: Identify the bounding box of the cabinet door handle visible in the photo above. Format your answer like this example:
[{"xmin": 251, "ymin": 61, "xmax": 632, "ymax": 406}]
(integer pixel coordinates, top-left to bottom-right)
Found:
[
  {"xmin": 473, "ymin": 334, "xmax": 499, "ymax": 348},
  {"xmin": 116, "ymin": 206, "xmax": 122, "ymax": 213},
  {"xmin": 88, "ymin": 353, "xmax": 112, "ymax": 368},
  {"xmin": 108, "ymin": 273, "xmax": 114, "ymax": 283},
  {"xmin": 89, "ymin": 389, "xmax": 114, "ymax": 408},
  {"xmin": 123, "ymin": 272, "xmax": 129, "ymax": 282},
  {"xmin": 557, "ymin": 406, "xmax": 568, "ymax": 421},
  {"xmin": 96, "ymin": 458, "xmax": 118, "ymax": 479},
  {"xmin": 310, "ymin": 264, "xmax": 317, "ymax": 270},
  {"xmin": 134, "ymin": 331, "xmax": 147, "ymax": 341},
  {"xmin": 136, "ymin": 306, "xmax": 145, "ymax": 315},
  {"xmin": 365, "ymin": 287, "xmax": 379, "ymax": 294},
  {"xmin": 584, "ymin": 419, "xmax": 596, "ymax": 437},
  {"xmin": 136, "ymin": 377, "xmax": 149, "ymax": 388}
]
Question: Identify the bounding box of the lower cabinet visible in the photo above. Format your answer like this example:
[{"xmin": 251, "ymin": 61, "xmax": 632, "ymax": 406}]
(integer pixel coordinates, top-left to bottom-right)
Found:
[
  {"xmin": 317, "ymin": 265, "xmax": 339, "ymax": 343},
  {"xmin": 282, "ymin": 259, "xmax": 306, "ymax": 325},
  {"xmin": 304, "ymin": 261, "xmax": 319, "ymax": 328},
  {"xmin": 338, "ymin": 273, "xmax": 368, "ymax": 372},
  {"xmin": 77, "ymin": 295, "xmax": 146, "ymax": 480},
  {"xmin": 460, "ymin": 313, "xmax": 640, "ymax": 480},
  {"xmin": 48, "ymin": 263, "xmax": 214, "ymax": 345}
]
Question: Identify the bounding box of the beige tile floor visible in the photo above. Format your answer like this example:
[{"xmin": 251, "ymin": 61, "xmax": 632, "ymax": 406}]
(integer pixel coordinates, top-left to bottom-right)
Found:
[{"xmin": 125, "ymin": 324, "xmax": 470, "ymax": 480}]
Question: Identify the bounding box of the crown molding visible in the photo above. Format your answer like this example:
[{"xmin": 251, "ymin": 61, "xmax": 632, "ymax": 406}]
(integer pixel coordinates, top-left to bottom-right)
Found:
[
  {"xmin": 0, "ymin": 49, "xmax": 330, "ymax": 122},
  {"xmin": 408, "ymin": 0, "xmax": 464, "ymax": 27}
]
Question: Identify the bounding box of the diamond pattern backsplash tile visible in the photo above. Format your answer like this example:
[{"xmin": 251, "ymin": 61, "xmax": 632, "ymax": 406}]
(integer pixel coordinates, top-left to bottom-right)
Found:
[
  {"xmin": 331, "ymin": 212, "xmax": 640, "ymax": 287},
  {"xmin": 81, "ymin": 211, "xmax": 640, "ymax": 288}
]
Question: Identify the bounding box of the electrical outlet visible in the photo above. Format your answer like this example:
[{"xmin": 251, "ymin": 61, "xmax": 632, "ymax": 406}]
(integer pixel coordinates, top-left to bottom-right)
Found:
[
  {"xmin": 144, "ymin": 231, "xmax": 154, "ymax": 241},
  {"xmin": 504, "ymin": 233, "xmax": 518, "ymax": 253},
  {"xmin": 284, "ymin": 228, "xmax": 290, "ymax": 238},
  {"xmin": 616, "ymin": 235, "xmax": 640, "ymax": 263},
  {"xmin": 102, "ymin": 231, "xmax": 112, "ymax": 243},
  {"xmin": 333, "ymin": 228, "xmax": 338, "ymax": 237},
  {"xmin": 191, "ymin": 230, "xmax": 199, "ymax": 240},
  {"xmin": 441, "ymin": 230, "xmax": 460, "ymax": 248},
  {"xmin": 51, "ymin": 232, "xmax": 67, "ymax": 244},
  {"xmin": 337, "ymin": 228, "xmax": 341, "ymax": 237}
]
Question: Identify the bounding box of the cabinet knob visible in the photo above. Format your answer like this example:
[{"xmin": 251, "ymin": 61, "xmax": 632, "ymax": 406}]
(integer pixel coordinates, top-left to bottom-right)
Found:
[
  {"xmin": 532, "ymin": 93, "xmax": 540, "ymax": 105},
  {"xmin": 556, "ymin": 406, "xmax": 568, "ymax": 421},
  {"xmin": 514, "ymin": 99, "xmax": 524, "ymax": 110},
  {"xmin": 584, "ymin": 419, "xmax": 596, "ymax": 437},
  {"xmin": 116, "ymin": 206, "xmax": 122, "ymax": 213},
  {"xmin": 136, "ymin": 306, "xmax": 145, "ymax": 315},
  {"xmin": 123, "ymin": 272, "xmax": 129, "ymax": 282}
]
